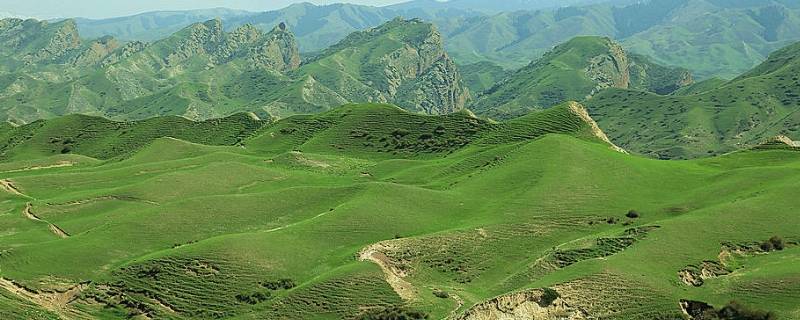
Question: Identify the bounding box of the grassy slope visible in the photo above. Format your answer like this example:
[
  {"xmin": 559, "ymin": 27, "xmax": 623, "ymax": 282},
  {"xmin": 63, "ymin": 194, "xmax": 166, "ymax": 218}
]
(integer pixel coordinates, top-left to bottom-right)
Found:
[
  {"xmin": 585, "ymin": 41, "xmax": 800, "ymax": 159},
  {"xmin": 0, "ymin": 103, "xmax": 797, "ymax": 319}
]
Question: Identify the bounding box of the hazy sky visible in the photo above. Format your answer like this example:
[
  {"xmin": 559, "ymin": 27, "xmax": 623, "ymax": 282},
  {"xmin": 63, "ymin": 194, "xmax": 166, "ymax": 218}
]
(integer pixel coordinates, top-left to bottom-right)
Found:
[{"xmin": 0, "ymin": 0, "xmax": 413, "ymax": 19}]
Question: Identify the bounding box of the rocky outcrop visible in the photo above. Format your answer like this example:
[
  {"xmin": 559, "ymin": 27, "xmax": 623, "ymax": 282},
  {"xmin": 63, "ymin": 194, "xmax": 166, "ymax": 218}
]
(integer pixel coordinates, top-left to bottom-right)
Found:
[
  {"xmin": 402, "ymin": 53, "xmax": 471, "ymax": 114},
  {"xmin": 100, "ymin": 41, "xmax": 148, "ymax": 67},
  {"xmin": 0, "ymin": 18, "xmax": 81, "ymax": 64},
  {"xmin": 458, "ymin": 288, "xmax": 589, "ymax": 320},
  {"xmin": 248, "ymin": 23, "xmax": 301, "ymax": 72},
  {"xmin": 165, "ymin": 19, "xmax": 226, "ymax": 66},
  {"xmin": 29, "ymin": 19, "xmax": 82, "ymax": 63},
  {"xmin": 160, "ymin": 19, "xmax": 300, "ymax": 72},
  {"xmin": 753, "ymin": 135, "xmax": 800, "ymax": 150},
  {"xmin": 567, "ymin": 101, "xmax": 627, "ymax": 153},
  {"xmin": 584, "ymin": 38, "xmax": 631, "ymax": 96},
  {"xmin": 310, "ymin": 18, "xmax": 470, "ymax": 115},
  {"xmin": 71, "ymin": 36, "xmax": 121, "ymax": 66}
]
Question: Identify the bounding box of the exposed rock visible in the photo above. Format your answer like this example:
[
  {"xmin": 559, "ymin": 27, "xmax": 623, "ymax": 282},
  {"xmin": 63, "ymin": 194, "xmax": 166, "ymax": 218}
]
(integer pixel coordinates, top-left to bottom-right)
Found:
[
  {"xmin": 248, "ymin": 23, "xmax": 301, "ymax": 72},
  {"xmin": 680, "ymin": 299, "xmax": 715, "ymax": 319},
  {"xmin": 100, "ymin": 41, "xmax": 148, "ymax": 67},
  {"xmin": 679, "ymin": 261, "xmax": 730, "ymax": 287},
  {"xmin": 753, "ymin": 135, "xmax": 800, "ymax": 150},
  {"xmin": 566, "ymin": 101, "xmax": 627, "ymax": 153},
  {"xmin": 584, "ymin": 39, "xmax": 631, "ymax": 96},
  {"xmin": 312, "ymin": 18, "xmax": 470, "ymax": 115},
  {"xmin": 165, "ymin": 19, "xmax": 226, "ymax": 66},
  {"xmin": 71, "ymin": 36, "xmax": 121, "ymax": 66},
  {"xmin": 29, "ymin": 19, "xmax": 82, "ymax": 63},
  {"xmin": 458, "ymin": 288, "xmax": 589, "ymax": 320}
]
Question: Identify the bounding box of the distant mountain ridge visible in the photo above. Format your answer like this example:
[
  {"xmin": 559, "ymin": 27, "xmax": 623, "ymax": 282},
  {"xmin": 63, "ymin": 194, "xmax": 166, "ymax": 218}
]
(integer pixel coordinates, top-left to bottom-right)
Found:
[{"xmin": 71, "ymin": 0, "xmax": 800, "ymax": 79}]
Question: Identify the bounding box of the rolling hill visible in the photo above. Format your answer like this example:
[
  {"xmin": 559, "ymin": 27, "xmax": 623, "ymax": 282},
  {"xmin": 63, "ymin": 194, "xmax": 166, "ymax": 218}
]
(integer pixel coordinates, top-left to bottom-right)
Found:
[{"xmin": 0, "ymin": 103, "xmax": 797, "ymax": 319}]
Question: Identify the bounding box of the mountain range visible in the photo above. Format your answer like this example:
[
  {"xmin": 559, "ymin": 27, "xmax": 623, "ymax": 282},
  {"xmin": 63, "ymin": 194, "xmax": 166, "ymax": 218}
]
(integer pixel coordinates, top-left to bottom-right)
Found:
[
  {"xmin": 0, "ymin": 17, "xmax": 469, "ymax": 122},
  {"xmin": 73, "ymin": 0, "xmax": 800, "ymax": 80}
]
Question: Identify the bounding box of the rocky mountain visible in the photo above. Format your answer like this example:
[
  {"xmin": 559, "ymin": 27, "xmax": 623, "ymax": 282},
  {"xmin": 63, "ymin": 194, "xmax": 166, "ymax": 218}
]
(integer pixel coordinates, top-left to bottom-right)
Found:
[
  {"xmin": 0, "ymin": 17, "xmax": 468, "ymax": 122},
  {"xmin": 296, "ymin": 18, "xmax": 469, "ymax": 115},
  {"xmin": 471, "ymin": 36, "xmax": 692, "ymax": 119}
]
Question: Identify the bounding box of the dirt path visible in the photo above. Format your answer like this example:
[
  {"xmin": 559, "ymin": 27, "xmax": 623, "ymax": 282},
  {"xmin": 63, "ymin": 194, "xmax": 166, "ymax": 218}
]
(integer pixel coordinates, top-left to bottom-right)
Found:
[
  {"xmin": 0, "ymin": 179, "xmax": 29, "ymax": 198},
  {"xmin": 358, "ymin": 243, "xmax": 416, "ymax": 301},
  {"xmin": 0, "ymin": 161, "xmax": 75, "ymax": 174},
  {"xmin": 47, "ymin": 195, "xmax": 159, "ymax": 207},
  {"xmin": 24, "ymin": 203, "xmax": 70, "ymax": 239},
  {"xmin": 0, "ymin": 277, "xmax": 89, "ymax": 319}
]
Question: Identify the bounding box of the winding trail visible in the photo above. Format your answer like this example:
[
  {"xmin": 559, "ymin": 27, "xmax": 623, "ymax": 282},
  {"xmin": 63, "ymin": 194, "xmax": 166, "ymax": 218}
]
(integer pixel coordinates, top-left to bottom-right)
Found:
[
  {"xmin": 0, "ymin": 161, "xmax": 75, "ymax": 174},
  {"xmin": 24, "ymin": 203, "xmax": 70, "ymax": 239},
  {"xmin": 0, "ymin": 179, "xmax": 28, "ymax": 198}
]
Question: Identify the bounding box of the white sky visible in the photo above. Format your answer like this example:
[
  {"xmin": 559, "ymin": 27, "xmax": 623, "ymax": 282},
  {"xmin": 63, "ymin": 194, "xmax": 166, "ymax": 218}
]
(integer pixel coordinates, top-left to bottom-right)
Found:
[{"xmin": 0, "ymin": 0, "xmax": 415, "ymax": 19}]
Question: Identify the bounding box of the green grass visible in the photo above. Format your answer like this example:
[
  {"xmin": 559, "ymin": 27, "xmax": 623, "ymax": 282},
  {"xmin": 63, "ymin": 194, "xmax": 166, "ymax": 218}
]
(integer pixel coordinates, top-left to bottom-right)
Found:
[{"xmin": 0, "ymin": 103, "xmax": 797, "ymax": 319}]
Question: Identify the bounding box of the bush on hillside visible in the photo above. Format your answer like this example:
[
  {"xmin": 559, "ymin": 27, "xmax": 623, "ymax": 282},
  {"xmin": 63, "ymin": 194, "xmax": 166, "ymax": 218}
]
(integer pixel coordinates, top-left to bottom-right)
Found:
[
  {"xmin": 540, "ymin": 287, "xmax": 560, "ymax": 306},
  {"xmin": 235, "ymin": 291, "xmax": 271, "ymax": 304},
  {"xmin": 262, "ymin": 278, "xmax": 296, "ymax": 290},
  {"xmin": 432, "ymin": 289, "xmax": 449, "ymax": 299},
  {"xmin": 355, "ymin": 307, "xmax": 429, "ymax": 320},
  {"xmin": 626, "ymin": 210, "xmax": 640, "ymax": 219},
  {"xmin": 716, "ymin": 301, "xmax": 778, "ymax": 320},
  {"xmin": 768, "ymin": 236, "xmax": 786, "ymax": 251}
]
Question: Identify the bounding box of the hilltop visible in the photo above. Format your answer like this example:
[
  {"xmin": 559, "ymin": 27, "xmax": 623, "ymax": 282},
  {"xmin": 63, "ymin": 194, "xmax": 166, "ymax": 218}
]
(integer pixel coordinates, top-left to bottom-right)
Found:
[
  {"xmin": 471, "ymin": 36, "xmax": 692, "ymax": 119},
  {"xmin": 0, "ymin": 103, "xmax": 797, "ymax": 319}
]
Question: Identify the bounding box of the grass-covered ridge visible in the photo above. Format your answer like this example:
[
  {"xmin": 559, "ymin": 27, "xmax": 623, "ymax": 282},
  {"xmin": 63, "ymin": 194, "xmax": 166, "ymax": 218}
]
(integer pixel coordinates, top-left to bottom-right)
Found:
[{"xmin": 0, "ymin": 103, "xmax": 796, "ymax": 319}]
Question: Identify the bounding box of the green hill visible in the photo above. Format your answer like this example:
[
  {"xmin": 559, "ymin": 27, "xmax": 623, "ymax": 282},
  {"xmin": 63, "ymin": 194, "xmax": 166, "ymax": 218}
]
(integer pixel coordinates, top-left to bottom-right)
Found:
[
  {"xmin": 585, "ymin": 40, "xmax": 800, "ymax": 159},
  {"xmin": 471, "ymin": 36, "xmax": 692, "ymax": 119},
  {"xmin": 0, "ymin": 113, "xmax": 269, "ymax": 161},
  {"xmin": 0, "ymin": 103, "xmax": 797, "ymax": 319}
]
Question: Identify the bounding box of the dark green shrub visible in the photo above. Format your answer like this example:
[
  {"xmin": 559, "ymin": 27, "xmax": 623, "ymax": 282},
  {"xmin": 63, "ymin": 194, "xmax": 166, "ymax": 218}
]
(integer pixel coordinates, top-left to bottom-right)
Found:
[
  {"xmin": 626, "ymin": 210, "xmax": 640, "ymax": 218},
  {"xmin": 432, "ymin": 289, "xmax": 449, "ymax": 299},
  {"xmin": 769, "ymin": 236, "xmax": 786, "ymax": 251},
  {"xmin": 235, "ymin": 291, "xmax": 271, "ymax": 304},
  {"xmin": 760, "ymin": 240, "xmax": 774, "ymax": 252},
  {"xmin": 716, "ymin": 301, "xmax": 777, "ymax": 320},
  {"xmin": 262, "ymin": 278, "xmax": 295, "ymax": 290},
  {"xmin": 392, "ymin": 129, "xmax": 410, "ymax": 138},
  {"xmin": 539, "ymin": 287, "xmax": 560, "ymax": 306},
  {"xmin": 355, "ymin": 307, "xmax": 429, "ymax": 320}
]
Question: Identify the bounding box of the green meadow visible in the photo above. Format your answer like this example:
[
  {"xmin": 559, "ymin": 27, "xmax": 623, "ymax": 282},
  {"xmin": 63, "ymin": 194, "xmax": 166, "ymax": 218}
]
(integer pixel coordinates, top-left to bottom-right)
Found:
[{"xmin": 0, "ymin": 103, "xmax": 797, "ymax": 319}]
